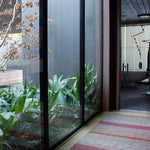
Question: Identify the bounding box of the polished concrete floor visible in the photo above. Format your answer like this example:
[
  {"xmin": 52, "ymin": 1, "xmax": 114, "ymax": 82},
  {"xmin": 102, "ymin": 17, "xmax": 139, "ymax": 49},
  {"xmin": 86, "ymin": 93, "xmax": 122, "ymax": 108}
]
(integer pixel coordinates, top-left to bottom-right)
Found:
[{"xmin": 120, "ymin": 84, "xmax": 150, "ymax": 111}]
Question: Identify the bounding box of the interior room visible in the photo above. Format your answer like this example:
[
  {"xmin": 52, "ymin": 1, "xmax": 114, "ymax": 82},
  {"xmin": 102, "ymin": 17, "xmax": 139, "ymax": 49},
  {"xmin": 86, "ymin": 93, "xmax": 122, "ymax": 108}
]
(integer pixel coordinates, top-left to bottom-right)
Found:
[
  {"xmin": 0, "ymin": 0, "xmax": 149, "ymax": 150},
  {"xmin": 120, "ymin": 0, "xmax": 150, "ymax": 111},
  {"xmin": 120, "ymin": 24, "xmax": 150, "ymax": 111}
]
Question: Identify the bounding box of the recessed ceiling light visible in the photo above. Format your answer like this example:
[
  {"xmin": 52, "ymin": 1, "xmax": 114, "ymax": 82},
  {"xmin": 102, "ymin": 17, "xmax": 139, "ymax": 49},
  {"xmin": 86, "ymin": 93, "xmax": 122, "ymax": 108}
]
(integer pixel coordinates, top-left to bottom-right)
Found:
[{"xmin": 138, "ymin": 14, "xmax": 150, "ymax": 19}]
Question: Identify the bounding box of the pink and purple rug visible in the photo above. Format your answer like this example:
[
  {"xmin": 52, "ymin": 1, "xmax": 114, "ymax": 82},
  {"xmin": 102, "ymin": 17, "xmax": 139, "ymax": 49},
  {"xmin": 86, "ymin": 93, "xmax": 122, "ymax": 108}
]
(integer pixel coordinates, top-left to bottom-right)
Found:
[{"xmin": 71, "ymin": 111, "xmax": 150, "ymax": 150}]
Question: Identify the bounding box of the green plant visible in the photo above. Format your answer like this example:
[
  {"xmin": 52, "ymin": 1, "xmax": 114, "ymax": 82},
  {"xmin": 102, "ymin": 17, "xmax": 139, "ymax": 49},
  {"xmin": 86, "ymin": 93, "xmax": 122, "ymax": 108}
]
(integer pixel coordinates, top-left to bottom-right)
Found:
[
  {"xmin": 0, "ymin": 80, "xmax": 41, "ymax": 150},
  {"xmin": 0, "ymin": 64, "xmax": 98, "ymax": 149},
  {"xmin": 84, "ymin": 64, "xmax": 97, "ymax": 106},
  {"xmin": 48, "ymin": 74, "xmax": 77, "ymax": 105},
  {"xmin": 65, "ymin": 71, "xmax": 80, "ymax": 106},
  {"xmin": 68, "ymin": 64, "xmax": 97, "ymax": 107}
]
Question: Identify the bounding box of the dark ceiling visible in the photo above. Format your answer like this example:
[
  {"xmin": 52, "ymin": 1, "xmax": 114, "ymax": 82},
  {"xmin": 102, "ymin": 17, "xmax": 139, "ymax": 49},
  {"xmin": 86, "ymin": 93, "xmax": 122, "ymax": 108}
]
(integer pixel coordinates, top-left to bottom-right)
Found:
[{"xmin": 121, "ymin": 0, "xmax": 150, "ymax": 24}]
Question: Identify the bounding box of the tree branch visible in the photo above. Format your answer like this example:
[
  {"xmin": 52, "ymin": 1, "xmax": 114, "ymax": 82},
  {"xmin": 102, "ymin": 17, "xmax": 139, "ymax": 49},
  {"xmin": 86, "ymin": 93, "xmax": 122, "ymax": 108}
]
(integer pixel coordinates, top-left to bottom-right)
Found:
[
  {"xmin": 0, "ymin": 0, "xmax": 19, "ymax": 47},
  {"xmin": 0, "ymin": 0, "xmax": 4, "ymax": 8}
]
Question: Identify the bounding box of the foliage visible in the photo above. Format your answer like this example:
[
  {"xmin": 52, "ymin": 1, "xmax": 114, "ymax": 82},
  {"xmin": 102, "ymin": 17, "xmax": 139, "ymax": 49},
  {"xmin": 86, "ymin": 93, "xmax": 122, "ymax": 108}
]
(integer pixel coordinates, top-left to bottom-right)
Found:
[
  {"xmin": 0, "ymin": 64, "xmax": 98, "ymax": 149},
  {"xmin": 0, "ymin": 80, "xmax": 41, "ymax": 150},
  {"xmin": 0, "ymin": 1, "xmax": 52, "ymax": 71},
  {"xmin": 67, "ymin": 64, "xmax": 97, "ymax": 107},
  {"xmin": 84, "ymin": 64, "xmax": 97, "ymax": 106},
  {"xmin": 0, "ymin": 1, "xmax": 39, "ymax": 70},
  {"xmin": 48, "ymin": 74, "xmax": 76, "ymax": 104}
]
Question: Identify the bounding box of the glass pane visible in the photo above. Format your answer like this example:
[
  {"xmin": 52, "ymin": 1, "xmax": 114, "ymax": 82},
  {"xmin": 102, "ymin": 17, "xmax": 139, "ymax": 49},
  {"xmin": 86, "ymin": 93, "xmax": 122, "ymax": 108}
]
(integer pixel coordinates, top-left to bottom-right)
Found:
[
  {"xmin": 85, "ymin": 0, "xmax": 103, "ymax": 120},
  {"xmin": 0, "ymin": 0, "xmax": 42, "ymax": 149},
  {"xmin": 48, "ymin": 0, "xmax": 81, "ymax": 147}
]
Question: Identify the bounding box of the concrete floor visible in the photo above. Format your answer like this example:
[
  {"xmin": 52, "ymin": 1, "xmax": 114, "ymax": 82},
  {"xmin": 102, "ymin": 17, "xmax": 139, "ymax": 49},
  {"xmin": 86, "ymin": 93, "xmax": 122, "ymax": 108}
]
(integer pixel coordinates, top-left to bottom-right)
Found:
[{"xmin": 120, "ymin": 84, "xmax": 150, "ymax": 111}]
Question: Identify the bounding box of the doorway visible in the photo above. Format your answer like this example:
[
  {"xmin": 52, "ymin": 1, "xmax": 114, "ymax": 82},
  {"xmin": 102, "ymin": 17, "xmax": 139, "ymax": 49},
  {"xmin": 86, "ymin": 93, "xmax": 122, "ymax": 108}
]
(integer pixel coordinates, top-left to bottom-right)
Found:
[{"xmin": 120, "ymin": 0, "xmax": 150, "ymax": 111}]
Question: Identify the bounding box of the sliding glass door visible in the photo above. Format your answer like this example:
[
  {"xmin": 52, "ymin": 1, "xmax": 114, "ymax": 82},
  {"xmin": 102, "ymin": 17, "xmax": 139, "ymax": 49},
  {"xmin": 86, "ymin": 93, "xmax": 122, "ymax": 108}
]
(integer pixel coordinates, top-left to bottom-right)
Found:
[{"xmin": 0, "ymin": 0, "xmax": 103, "ymax": 149}]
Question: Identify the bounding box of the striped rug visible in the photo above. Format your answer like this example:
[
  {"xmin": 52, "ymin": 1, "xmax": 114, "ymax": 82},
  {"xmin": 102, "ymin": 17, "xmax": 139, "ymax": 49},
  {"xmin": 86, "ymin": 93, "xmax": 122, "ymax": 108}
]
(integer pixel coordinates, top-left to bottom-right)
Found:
[{"xmin": 71, "ymin": 111, "xmax": 150, "ymax": 150}]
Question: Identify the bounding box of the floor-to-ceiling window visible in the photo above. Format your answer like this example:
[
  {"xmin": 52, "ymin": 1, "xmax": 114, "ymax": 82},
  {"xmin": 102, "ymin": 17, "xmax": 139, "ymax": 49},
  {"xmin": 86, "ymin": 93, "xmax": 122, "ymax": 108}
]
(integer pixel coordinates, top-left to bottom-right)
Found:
[{"xmin": 0, "ymin": 0, "xmax": 103, "ymax": 149}]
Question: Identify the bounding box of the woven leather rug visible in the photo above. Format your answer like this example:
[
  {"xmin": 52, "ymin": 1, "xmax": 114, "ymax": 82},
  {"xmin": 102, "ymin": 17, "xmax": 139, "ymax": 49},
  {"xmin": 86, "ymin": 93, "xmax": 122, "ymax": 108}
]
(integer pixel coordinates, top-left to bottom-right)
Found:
[{"xmin": 71, "ymin": 111, "xmax": 150, "ymax": 150}]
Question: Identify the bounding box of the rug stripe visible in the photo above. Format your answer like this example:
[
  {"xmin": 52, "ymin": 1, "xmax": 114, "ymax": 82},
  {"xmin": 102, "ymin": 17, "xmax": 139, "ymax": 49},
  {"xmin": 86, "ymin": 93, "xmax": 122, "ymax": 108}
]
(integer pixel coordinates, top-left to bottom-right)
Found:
[
  {"xmin": 90, "ymin": 131, "xmax": 150, "ymax": 142},
  {"xmin": 102, "ymin": 114, "xmax": 150, "ymax": 126},
  {"xmin": 71, "ymin": 143, "xmax": 118, "ymax": 150},
  {"xmin": 100, "ymin": 121, "xmax": 150, "ymax": 130},
  {"xmin": 94, "ymin": 124, "xmax": 150, "ymax": 137}
]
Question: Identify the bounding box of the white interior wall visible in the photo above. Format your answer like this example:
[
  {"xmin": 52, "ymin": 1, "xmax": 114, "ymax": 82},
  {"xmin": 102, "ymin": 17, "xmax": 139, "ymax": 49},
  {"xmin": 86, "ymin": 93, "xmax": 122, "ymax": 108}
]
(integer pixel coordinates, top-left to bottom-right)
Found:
[{"xmin": 121, "ymin": 24, "xmax": 150, "ymax": 71}]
